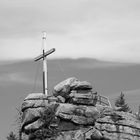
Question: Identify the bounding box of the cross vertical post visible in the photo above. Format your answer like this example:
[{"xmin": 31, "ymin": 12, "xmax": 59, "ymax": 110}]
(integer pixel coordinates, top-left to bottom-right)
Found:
[
  {"xmin": 42, "ymin": 31, "xmax": 48, "ymax": 95},
  {"xmin": 34, "ymin": 32, "xmax": 55, "ymax": 96}
]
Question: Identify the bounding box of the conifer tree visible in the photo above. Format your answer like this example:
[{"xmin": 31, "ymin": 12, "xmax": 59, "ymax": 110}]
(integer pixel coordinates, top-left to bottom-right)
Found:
[{"xmin": 115, "ymin": 92, "xmax": 131, "ymax": 112}]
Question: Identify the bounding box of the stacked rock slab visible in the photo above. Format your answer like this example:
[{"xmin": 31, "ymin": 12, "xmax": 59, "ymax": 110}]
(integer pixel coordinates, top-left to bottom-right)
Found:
[
  {"xmin": 21, "ymin": 78, "xmax": 101, "ymax": 139},
  {"xmin": 53, "ymin": 77, "xmax": 98, "ymax": 106},
  {"xmin": 95, "ymin": 106, "xmax": 140, "ymax": 140},
  {"xmin": 21, "ymin": 93, "xmax": 48, "ymax": 134},
  {"xmin": 21, "ymin": 97, "xmax": 100, "ymax": 139},
  {"xmin": 69, "ymin": 89, "xmax": 97, "ymax": 106},
  {"xmin": 21, "ymin": 77, "xmax": 140, "ymax": 140}
]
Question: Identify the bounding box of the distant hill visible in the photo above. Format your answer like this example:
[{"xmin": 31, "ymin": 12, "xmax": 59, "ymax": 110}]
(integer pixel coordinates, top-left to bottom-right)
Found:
[{"xmin": 0, "ymin": 58, "xmax": 140, "ymax": 103}]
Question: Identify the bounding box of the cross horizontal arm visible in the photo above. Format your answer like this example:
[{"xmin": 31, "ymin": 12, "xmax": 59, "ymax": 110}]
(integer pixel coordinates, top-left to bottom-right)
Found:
[{"xmin": 34, "ymin": 48, "xmax": 55, "ymax": 61}]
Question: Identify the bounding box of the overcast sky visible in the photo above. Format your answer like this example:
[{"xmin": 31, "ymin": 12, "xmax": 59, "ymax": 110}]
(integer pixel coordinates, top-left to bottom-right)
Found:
[
  {"xmin": 0, "ymin": 0, "xmax": 140, "ymax": 62},
  {"xmin": 1, "ymin": 1, "xmax": 140, "ymax": 139}
]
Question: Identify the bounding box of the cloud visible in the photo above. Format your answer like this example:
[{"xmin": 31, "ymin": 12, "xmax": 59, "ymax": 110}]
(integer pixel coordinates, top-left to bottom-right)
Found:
[{"xmin": 0, "ymin": 0, "xmax": 140, "ymax": 63}]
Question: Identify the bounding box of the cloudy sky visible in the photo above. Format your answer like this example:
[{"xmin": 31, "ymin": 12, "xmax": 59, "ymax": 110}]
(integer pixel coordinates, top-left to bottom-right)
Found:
[
  {"xmin": 1, "ymin": 0, "xmax": 140, "ymax": 139},
  {"xmin": 0, "ymin": 0, "xmax": 140, "ymax": 62}
]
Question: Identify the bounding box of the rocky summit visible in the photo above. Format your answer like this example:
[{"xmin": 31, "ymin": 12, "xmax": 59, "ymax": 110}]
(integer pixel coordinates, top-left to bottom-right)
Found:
[{"xmin": 21, "ymin": 77, "xmax": 140, "ymax": 140}]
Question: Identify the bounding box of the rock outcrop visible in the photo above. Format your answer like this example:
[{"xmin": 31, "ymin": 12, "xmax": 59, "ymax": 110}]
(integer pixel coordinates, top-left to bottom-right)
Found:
[
  {"xmin": 21, "ymin": 78, "xmax": 140, "ymax": 140},
  {"xmin": 95, "ymin": 106, "xmax": 140, "ymax": 140}
]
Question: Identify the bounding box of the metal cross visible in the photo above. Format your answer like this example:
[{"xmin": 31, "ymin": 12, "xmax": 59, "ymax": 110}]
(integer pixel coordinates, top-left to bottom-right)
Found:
[{"xmin": 34, "ymin": 32, "xmax": 55, "ymax": 96}]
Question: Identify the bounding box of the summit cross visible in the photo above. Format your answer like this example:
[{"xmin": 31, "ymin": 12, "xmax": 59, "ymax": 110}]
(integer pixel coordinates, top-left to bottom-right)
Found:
[{"xmin": 34, "ymin": 32, "xmax": 55, "ymax": 96}]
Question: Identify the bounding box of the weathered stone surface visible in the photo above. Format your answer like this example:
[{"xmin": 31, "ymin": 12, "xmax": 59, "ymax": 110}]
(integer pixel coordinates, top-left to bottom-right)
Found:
[
  {"xmin": 53, "ymin": 77, "xmax": 78, "ymax": 97},
  {"xmin": 22, "ymin": 102, "xmax": 99, "ymax": 134},
  {"xmin": 58, "ymin": 120, "xmax": 80, "ymax": 131},
  {"xmin": 53, "ymin": 77, "xmax": 93, "ymax": 99},
  {"xmin": 21, "ymin": 101, "xmax": 140, "ymax": 140},
  {"xmin": 24, "ymin": 93, "xmax": 48, "ymax": 100},
  {"xmin": 21, "ymin": 78, "xmax": 140, "ymax": 140},
  {"xmin": 22, "ymin": 103, "xmax": 58, "ymax": 133},
  {"xmin": 22, "ymin": 108, "xmax": 43, "ymax": 132},
  {"xmin": 71, "ymin": 81, "xmax": 92, "ymax": 90},
  {"xmin": 85, "ymin": 128, "xmax": 103, "ymax": 139},
  {"xmin": 52, "ymin": 78, "xmax": 97, "ymax": 106},
  {"xmin": 96, "ymin": 110, "xmax": 140, "ymax": 140},
  {"xmin": 54, "ymin": 129, "xmax": 88, "ymax": 140},
  {"xmin": 69, "ymin": 90, "xmax": 96, "ymax": 100},
  {"xmin": 57, "ymin": 95, "xmax": 65, "ymax": 103},
  {"xmin": 48, "ymin": 96, "xmax": 58, "ymax": 103},
  {"xmin": 55, "ymin": 103, "xmax": 100, "ymax": 125},
  {"xmin": 24, "ymin": 119, "xmax": 44, "ymax": 133},
  {"xmin": 69, "ymin": 90, "xmax": 97, "ymax": 106},
  {"xmin": 71, "ymin": 98, "xmax": 96, "ymax": 106},
  {"xmin": 44, "ymin": 127, "xmax": 108, "ymax": 140},
  {"xmin": 70, "ymin": 97, "xmax": 96, "ymax": 106},
  {"xmin": 22, "ymin": 94, "xmax": 59, "ymax": 112},
  {"xmin": 21, "ymin": 99, "xmax": 47, "ymax": 112}
]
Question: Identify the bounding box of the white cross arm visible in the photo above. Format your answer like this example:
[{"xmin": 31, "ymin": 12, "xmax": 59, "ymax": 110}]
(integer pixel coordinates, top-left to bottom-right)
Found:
[{"xmin": 34, "ymin": 48, "xmax": 55, "ymax": 61}]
